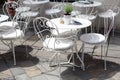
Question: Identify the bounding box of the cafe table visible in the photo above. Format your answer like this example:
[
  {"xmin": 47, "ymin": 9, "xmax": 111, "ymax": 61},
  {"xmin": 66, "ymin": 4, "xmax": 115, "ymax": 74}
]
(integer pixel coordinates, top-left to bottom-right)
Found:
[
  {"xmin": 72, "ymin": 1, "xmax": 102, "ymax": 8},
  {"xmin": 47, "ymin": 17, "xmax": 91, "ymax": 30},
  {"xmin": 46, "ymin": 17, "xmax": 91, "ymax": 37},
  {"xmin": 72, "ymin": 1, "xmax": 102, "ymax": 15},
  {"xmin": 23, "ymin": 0, "xmax": 49, "ymax": 16}
]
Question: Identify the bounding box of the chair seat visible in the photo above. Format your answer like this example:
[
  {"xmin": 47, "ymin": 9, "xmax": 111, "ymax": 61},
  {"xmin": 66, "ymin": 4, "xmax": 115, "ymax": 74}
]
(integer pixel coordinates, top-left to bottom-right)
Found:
[
  {"xmin": 0, "ymin": 21, "xmax": 18, "ymax": 28},
  {"xmin": 15, "ymin": 6, "xmax": 30, "ymax": 13},
  {"xmin": 99, "ymin": 9, "xmax": 117, "ymax": 18},
  {"xmin": 76, "ymin": 14, "xmax": 97, "ymax": 21},
  {"xmin": 51, "ymin": 29, "xmax": 77, "ymax": 37},
  {"xmin": 1, "ymin": 29, "xmax": 24, "ymax": 40},
  {"xmin": 45, "ymin": 9, "xmax": 62, "ymax": 15},
  {"xmin": 80, "ymin": 33, "xmax": 105, "ymax": 44},
  {"xmin": 20, "ymin": 11, "xmax": 39, "ymax": 17},
  {"xmin": 43, "ymin": 38, "xmax": 74, "ymax": 51}
]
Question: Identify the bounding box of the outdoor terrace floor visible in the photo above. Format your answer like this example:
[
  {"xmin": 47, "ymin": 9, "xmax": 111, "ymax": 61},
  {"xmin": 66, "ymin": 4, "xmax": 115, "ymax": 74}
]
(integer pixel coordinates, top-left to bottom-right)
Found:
[{"xmin": 0, "ymin": 29, "xmax": 120, "ymax": 80}]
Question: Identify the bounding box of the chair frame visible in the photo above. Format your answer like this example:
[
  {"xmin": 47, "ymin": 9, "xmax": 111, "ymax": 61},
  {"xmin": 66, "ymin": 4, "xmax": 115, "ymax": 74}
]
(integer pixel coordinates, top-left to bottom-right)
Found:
[
  {"xmin": 0, "ymin": 12, "xmax": 28, "ymax": 65},
  {"xmin": 33, "ymin": 17, "xmax": 85, "ymax": 79},
  {"xmin": 80, "ymin": 15, "xmax": 115, "ymax": 70}
]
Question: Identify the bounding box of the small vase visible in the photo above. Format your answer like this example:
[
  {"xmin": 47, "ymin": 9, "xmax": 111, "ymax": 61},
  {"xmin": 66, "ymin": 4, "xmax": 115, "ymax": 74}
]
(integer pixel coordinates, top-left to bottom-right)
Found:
[{"xmin": 63, "ymin": 14, "xmax": 71, "ymax": 25}]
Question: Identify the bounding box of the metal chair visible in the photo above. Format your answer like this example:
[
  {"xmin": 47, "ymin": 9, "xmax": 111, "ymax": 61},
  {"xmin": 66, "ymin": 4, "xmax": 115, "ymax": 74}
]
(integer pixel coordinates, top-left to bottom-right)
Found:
[
  {"xmin": 15, "ymin": 0, "xmax": 31, "ymax": 14},
  {"xmin": 98, "ymin": 0, "xmax": 120, "ymax": 36},
  {"xmin": 33, "ymin": 17, "xmax": 85, "ymax": 79},
  {"xmin": 1, "ymin": 2, "xmax": 19, "ymax": 29},
  {"xmin": 0, "ymin": 13, "xmax": 28, "ymax": 65},
  {"xmin": 2, "ymin": 1, "xmax": 18, "ymax": 20},
  {"xmin": 17, "ymin": 0, "xmax": 39, "ymax": 28},
  {"xmin": 76, "ymin": 7, "xmax": 98, "ymax": 33},
  {"xmin": 80, "ymin": 15, "xmax": 115, "ymax": 70},
  {"xmin": 1, "ymin": 0, "xmax": 30, "ymax": 29},
  {"xmin": 45, "ymin": 3, "xmax": 64, "ymax": 18}
]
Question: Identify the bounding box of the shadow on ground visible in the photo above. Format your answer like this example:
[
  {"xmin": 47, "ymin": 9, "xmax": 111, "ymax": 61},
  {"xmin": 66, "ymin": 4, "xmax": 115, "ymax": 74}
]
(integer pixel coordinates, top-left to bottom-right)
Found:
[
  {"xmin": 0, "ymin": 45, "xmax": 39, "ymax": 71},
  {"xmin": 61, "ymin": 53, "xmax": 120, "ymax": 80}
]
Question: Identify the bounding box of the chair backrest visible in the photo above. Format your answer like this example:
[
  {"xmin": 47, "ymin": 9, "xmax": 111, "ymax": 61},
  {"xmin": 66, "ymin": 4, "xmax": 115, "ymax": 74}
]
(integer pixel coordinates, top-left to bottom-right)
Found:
[
  {"xmin": 33, "ymin": 17, "xmax": 76, "ymax": 48},
  {"xmin": 33, "ymin": 17, "xmax": 53, "ymax": 41},
  {"xmin": 52, "ymin": 3, "xmax": 64, "ymax": 10},
  {"xmin": 104, "ymin": 16, "xmax": 114, "ymax": 42},
  {"xmin": 101, "ymin": 0, "xmax": 119, "ymax": 11},
  {"xmin": 2, "ymin": 1, "xmax": 18, "ymax": 20},
  {"xmin": 51, "ymin": 3, "xmax": 64, "ymax": 17}
]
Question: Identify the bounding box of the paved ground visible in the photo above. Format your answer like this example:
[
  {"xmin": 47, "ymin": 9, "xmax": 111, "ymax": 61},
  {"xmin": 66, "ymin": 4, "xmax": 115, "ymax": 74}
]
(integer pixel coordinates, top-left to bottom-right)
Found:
[{"xmin": 0, "ymin": 29, "xmax": 120, "ymax": 80}]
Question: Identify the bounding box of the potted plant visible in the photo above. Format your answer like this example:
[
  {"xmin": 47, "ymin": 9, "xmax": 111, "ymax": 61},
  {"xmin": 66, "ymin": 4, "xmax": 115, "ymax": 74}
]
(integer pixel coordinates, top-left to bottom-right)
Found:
[
  {"xmin": 63, "ymin": 4, "xmax": 73, "ymax": 24},
  {"xmin": 64, "ymin": 4, "xmax": 73, "ymax": 15}
]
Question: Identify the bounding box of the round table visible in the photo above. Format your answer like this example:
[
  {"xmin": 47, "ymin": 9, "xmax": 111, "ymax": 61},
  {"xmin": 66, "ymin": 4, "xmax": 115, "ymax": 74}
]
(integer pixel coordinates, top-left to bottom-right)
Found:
[
  {"xmin": 23, "ymin": 0, "xmax": 49, "ymax": 11},
  {"xmin": 23, "ymin": 0, "xmax": 49, "ymax": 16},
  {"xmin": 72, "ymin": 1, "xmax": 102, "ymax": 8},
  {"xmin": 47, "ymin": 18, "xmax": 91, "ymax": 29},
  {"xmin": 0, "ymin": 14, "xmax": 9, "ymax": 22},
  {"xmin": 23, "ymin": 0, "xmax": 49, "ymax": 5}
]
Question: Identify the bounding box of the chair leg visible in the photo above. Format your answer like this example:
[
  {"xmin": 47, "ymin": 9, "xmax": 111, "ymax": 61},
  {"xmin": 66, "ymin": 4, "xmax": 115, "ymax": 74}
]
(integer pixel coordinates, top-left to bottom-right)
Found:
[
  {"xmin": 81, "ymin": 43, "xmax": 85, "ymax": 62},
  {"xmin": 103, "ymin": 44, "xmax": 107, "ymax": 70},
  {"xmin": 49, "ymin": 53, "xmax": 57, "ymax": 67},
  {"xmin": 75, "ymin": 43, "xmax": 85, "ymax": 71},
  {"xmin": 91, "ymin": 45, "xmax": 97, "ymax": 57},
  {"xmin": 57, "ymin": 53, "xmax": 61, "ymax": 80},
  {"xmin": 104, "ymin": 34, "xmax": 111, "ymax": 70},
  {"xmin": 78, "ymin": 42, "xmax": 84, "ymax": 53},
  {"xmin": 11, "ymin": 41, "xmax": 16, "ymax": 65},
  {"xmin": 101, "ymin": 45, "xmax": 103, "ymax": 59},
  {"xmin": 90, "ymin": 24, "xmax": 93, "ymax": 33},
  {"xmin": 70, "ymin": 47, "xmax": 75, "ymax": 71}
]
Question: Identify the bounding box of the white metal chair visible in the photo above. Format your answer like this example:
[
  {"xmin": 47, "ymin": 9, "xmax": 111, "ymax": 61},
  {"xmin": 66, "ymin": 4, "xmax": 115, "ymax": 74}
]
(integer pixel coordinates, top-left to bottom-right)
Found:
[
  {"xmin": 0, "ymin": 13, "xmax": 28, "ymax": 65},
  {"xmin": 15, "ymin": 0, "xmax": 31, "ymax": 14},
  {"xmin": 1, "ymin": 1, "xmax": 30, "ymax": 31},
  {"xmin": 80, "ymin": 15, "xmax": 115, "ymax": 70},
  {"xmin": 45, "ymin": 3, "xmax": 64, "ymax": 18},
  {"xmin": 16, "ymin": 0, "xmax": 39, "ymax": 28},
  {"xmin": 33, "ymin": 16, "xmax": 77, "ymax": 37},
  {"xmin": 33, "ymin": 17, "xmax": 85, "ymax": 79},
  {"xmin": 1, "ymin": 1, "xmax": 18, "ymax": 30},
  {"xmin": 98, "ymin": 0, "xmax": 120, "ymax": 36},
  {"xmin": 76, "ymin": 7, "xmax": 98, "ymax": 33},
  {"xmin": 2, "ymin": 1, "xmax": 18, "ymax": 20}
]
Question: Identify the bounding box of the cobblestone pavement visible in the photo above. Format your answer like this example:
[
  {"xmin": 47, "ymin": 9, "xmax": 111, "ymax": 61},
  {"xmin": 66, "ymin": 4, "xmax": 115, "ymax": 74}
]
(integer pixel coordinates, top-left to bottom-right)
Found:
[{"xmin": 0, "ymin": 29, "xmax": 120, "ymax": 80}]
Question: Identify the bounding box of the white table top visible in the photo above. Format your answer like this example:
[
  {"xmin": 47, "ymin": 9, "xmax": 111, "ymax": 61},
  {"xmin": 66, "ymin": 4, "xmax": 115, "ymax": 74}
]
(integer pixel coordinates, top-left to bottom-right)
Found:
[
  {"xmin": 15, "ymin": 6, "xmax": 30, "ymax": 12},
  {"xmin": 47, "ymin": 18, "xmax": 91, "ymax": 29},
  {"xmin": 0, "ymin": 14, "xmax": 9, "ymax": 22},
  {"xmin": 23, "ymin": 0, "xmax": 49, "ymax": 5},
  {"xmin": 72, "ymin": 1, "xmax": 102, "ymax": 8}
]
